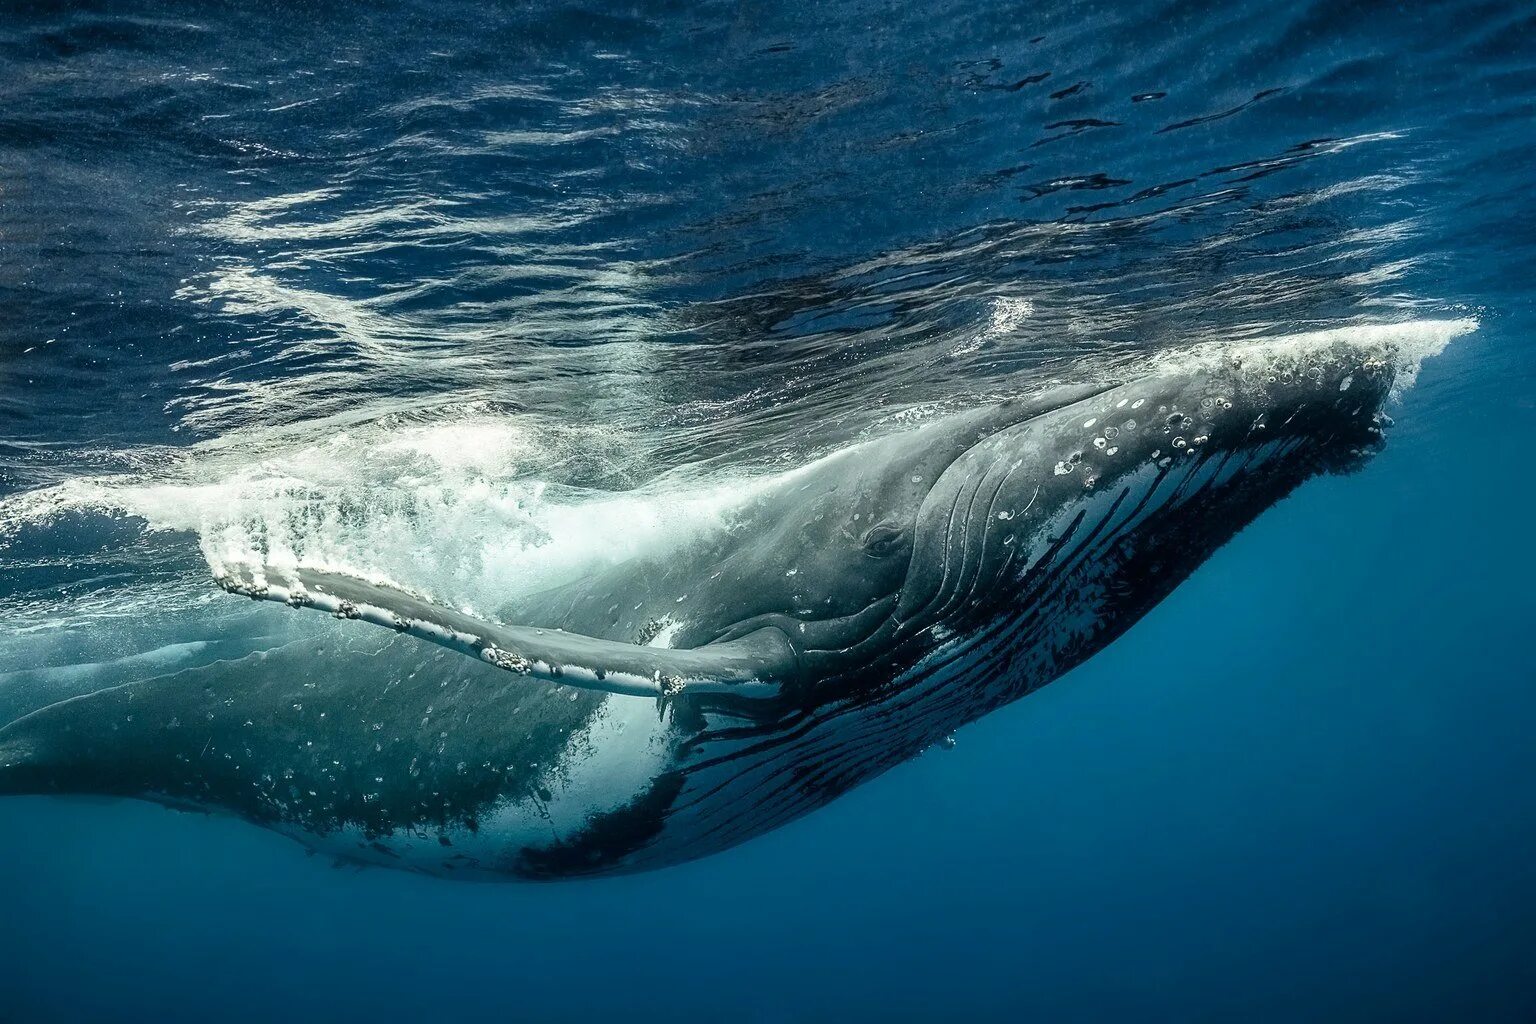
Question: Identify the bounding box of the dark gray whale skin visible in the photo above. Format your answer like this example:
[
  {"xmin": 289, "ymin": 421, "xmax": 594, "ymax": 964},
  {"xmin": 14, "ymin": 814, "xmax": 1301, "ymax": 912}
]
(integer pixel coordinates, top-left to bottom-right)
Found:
[{"xmin": 0, "ymin": 333, "xmax": 1410, "ymax": 879}]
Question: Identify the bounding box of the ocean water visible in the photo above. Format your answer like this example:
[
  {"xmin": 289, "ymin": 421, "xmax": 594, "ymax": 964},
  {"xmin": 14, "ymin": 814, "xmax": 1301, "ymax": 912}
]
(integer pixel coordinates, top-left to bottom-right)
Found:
[{"xmin": 1, "ymin": 0, "xmax": 1534, "ymax": 1020}]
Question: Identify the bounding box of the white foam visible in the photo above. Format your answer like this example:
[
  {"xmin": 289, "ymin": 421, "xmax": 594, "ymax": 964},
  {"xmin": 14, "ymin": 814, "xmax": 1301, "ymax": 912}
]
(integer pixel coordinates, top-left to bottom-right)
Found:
[
  {"xmin": 0, "ymin": 409, "xmax": 782, "ymax": 618},
  {"xmin": 1150, "ymin": 317, "xmax": 1477, "ymax": 398}
]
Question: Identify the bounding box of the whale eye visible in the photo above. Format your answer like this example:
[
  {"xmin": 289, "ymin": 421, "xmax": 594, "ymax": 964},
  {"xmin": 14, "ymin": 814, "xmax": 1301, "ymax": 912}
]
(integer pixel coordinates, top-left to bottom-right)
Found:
[{"xmin": 861, "ymin": 522, "xmax": 906, "ymax": 558}]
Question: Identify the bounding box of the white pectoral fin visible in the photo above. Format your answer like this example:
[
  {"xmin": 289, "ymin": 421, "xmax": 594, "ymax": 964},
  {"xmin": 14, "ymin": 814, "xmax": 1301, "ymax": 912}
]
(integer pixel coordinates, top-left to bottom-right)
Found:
[{"xmin": 214, "ymin": 565, "xmax": 797, "ymax": 699}]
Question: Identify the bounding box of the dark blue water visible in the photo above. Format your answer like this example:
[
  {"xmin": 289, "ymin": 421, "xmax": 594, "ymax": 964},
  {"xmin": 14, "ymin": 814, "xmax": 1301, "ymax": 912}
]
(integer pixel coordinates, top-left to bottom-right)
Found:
[{"xmin": 2, "ymin": 1, "xmax": 1534, "ymax": 1020}]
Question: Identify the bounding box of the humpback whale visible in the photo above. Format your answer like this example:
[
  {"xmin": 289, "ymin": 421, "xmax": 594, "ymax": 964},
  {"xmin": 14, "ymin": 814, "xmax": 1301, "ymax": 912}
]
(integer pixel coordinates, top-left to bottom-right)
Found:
[{"xmin": 0, "ymin": 322, "xmax": 1471, "ymax": 879}]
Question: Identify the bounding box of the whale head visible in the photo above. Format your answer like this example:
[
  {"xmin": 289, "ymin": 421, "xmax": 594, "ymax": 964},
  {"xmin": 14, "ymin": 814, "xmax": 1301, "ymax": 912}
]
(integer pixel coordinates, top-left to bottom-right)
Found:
[{"xmin": 675, "ymin": 322, "xmax": 1466, "ymax": 720}]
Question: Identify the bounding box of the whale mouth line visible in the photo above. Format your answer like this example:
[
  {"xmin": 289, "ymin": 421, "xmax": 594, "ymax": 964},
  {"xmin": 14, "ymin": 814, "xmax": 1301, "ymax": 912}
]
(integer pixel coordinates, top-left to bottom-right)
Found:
[{"xmin": 215, "ymin": 564, "xmax": 800, "ymax": 702}]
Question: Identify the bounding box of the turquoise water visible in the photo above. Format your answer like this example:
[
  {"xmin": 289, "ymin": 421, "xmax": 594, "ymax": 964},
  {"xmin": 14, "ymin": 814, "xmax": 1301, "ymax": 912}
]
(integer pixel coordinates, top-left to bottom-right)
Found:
[{"xmin": 2, "ymin": 0, "xmax": 1534, "ymax": 1019}]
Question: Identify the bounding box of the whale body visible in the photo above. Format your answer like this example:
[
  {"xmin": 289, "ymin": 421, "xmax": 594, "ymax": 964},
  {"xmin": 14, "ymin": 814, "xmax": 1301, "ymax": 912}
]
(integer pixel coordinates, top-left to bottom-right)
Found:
[{"xmin": 0, "ymin": 322, "xmax": 1471, "ymax": 879}]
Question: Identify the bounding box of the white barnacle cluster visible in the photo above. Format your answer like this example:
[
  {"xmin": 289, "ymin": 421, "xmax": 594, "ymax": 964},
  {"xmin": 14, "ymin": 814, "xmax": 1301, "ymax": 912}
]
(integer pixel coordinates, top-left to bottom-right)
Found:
[
  {"xmin": 481, "ymin": 647, "xmax": 533, "ymax": 675},
  {"xmin": 1053, "ymin": 450, "xmax": 1086, "ymax": 476},
  {"xmin": 214, "ymin": 571, "xmax": 270, "ymax": 601}
]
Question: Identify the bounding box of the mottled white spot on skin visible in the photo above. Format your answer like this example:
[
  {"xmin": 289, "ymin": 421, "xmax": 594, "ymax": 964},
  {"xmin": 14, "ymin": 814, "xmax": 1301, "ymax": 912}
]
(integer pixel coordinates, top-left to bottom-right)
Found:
[
  {"xmin": 646, "ymin": 620, "xmax": 682, "ymax": 648},
  {"xmin": 1132, "ymin": 398, "xmax": 1145, "ymax": 409},
  {"xmin": 1339, "ymin": 373, "xmax": 1354, "ymax": 391},
  {"xmin": 785, "ymin": 568, "xmax": 798, "ymax": 577},
  {"xmin": 1093, "ymin": 436, "xmax": 1107, "ymax": 449},
  {"xmin": 910, "ymin": 475, "xmax": 922, "ymax": 484},
  {"xmin": 1106, "ymin": 446, "xmax": 1119, "ymax": 455},
  {"xmin": 1054, "ymin": 461, "xmax": 1073, "ymax": 475},
  {"xmin": 1117, "ymin": 399, "xmax": 1128, "ymax": 408},
  {"xmin": 1083, "ymin": 418, "xmax": 1097, "ymax": 429},
  {"xmin": 996, "ymin": 510, "xmax": 1013, "ymax": 520}
]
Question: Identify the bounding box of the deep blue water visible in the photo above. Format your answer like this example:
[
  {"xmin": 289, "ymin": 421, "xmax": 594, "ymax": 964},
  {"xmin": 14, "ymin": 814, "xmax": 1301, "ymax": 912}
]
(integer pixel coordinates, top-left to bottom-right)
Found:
[{"xmin": 2, "ymin": 1, "xmax": 1534, "ymax": 1020}]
